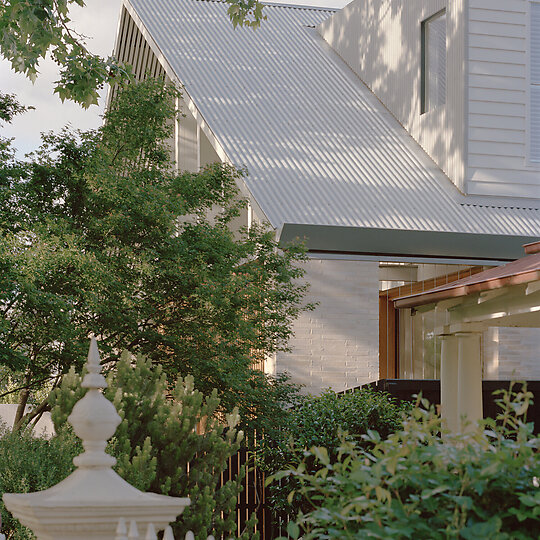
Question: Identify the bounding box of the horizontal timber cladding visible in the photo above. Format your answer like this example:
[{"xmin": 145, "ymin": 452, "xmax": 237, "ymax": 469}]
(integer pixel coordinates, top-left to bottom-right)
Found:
[{"xmin": 467, "ymin": 0, "xmax": 540, "ymax": 199}]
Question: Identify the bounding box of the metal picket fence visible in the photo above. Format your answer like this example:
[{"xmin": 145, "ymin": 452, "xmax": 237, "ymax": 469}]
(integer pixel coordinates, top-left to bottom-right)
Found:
[{"xmin": 116, "ymin": 518, "xmax": 223, "ymax": 540}]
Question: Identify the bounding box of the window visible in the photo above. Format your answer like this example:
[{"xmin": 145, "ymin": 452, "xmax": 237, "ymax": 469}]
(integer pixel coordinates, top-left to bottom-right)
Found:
[
  {"xmin": 421, "ymin": 10, "xmax": 446, "ymax": 114},
  {"xmin": 530, "ymin": 2, "xmax": 540, "ymax": 162}
]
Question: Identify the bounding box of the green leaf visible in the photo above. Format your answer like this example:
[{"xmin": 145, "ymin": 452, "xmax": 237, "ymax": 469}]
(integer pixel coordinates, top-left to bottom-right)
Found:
[
  {"xmin": 312, "ymin": 446, "xmax": 330, "ymax": 465},
  {"xmin": 286, "ymin": 521, "xmax": 300, "ymax": 539}
]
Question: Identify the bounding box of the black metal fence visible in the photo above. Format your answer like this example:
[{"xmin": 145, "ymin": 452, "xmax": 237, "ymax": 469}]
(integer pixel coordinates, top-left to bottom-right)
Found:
[{"xmin": 365, "ymin": 379, "xmax": 540, "ymax": 432}]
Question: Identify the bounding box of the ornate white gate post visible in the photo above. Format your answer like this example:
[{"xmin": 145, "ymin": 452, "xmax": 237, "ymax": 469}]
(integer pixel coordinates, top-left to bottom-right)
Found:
[{"xmin": 3, "ymin": 338, "xmax": 190, "ymax": 540}]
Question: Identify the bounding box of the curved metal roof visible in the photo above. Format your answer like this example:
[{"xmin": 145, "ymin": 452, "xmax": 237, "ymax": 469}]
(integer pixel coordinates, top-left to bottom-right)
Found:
[{"xmin": 127, "ymin": 0, "xmax": 540, "ymax": 238}]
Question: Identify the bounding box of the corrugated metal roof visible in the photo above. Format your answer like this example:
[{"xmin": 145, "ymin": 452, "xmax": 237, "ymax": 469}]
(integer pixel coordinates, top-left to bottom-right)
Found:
[{"xmin": 128, "ymin": 0, "xmax": 540, "ymax": 237}]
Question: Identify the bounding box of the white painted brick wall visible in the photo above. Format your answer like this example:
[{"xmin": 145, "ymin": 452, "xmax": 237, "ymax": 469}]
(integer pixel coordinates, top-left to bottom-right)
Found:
[
  {"xmin": 483, "ymin": 327, "xmax": 540, "ymax": 380},
  {"xmin": 275, "ymin": 259, "xmax": 379, "ymax": 395}
]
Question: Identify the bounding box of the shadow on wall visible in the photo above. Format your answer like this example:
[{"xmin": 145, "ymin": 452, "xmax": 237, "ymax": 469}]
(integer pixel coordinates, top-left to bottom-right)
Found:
[
  {"xmin": 276, "ymin": 258, "xmax": 379, "ymax": 395},
  {"xmin": 319, "ymin": 0, "xmax": 464, "ymax": 191}
]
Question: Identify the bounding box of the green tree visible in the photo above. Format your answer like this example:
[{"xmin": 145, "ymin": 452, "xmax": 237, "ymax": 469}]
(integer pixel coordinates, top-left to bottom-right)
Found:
[
  {"xmin": 0, "ymin": 425, "xmax": 80, "ymax": 540},
  {"xmin": 50, "ymin": 354, "xmax": 257, "ymax": 540},
  {"xmin": 0, "ymin": 0, "xmax": 266, "ymax": 107},
  {"xmin": 0, "ymin": 79, "xmax": 309, "ymax": 434}
]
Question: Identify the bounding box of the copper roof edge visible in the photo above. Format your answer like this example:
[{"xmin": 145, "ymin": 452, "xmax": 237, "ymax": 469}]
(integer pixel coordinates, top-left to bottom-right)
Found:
[
  {"xmin": 523, "ymin": 240, "xmax": 540, "ymax": 255},
  {"xmin": 395, "ymin": 239, "xmax": 540, "ymax": 309},
  {"xmin": 395, "ymin": 269, "xmax": 540, "ymax": 309}
]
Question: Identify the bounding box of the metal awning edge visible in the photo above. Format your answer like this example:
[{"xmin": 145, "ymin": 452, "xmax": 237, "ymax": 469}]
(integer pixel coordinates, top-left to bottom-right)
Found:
[{"xmin": 277, "ymin": 223, "xmax": 538, "ymax": 261}]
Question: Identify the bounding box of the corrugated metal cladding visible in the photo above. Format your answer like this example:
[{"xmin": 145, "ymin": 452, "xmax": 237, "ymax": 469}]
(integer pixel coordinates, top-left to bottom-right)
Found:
[{"xmin": 128, "ymin": 0, "xmax": 539, "ymax": 236}]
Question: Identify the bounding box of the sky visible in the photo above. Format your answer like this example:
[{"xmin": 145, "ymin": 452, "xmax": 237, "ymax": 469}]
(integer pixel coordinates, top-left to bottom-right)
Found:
[{"xmin": 1, "ymin": 0, "xmax": 350, "ymax": 158}]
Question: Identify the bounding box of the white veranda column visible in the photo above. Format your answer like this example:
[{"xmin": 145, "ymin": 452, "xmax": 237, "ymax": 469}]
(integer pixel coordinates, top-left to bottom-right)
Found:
[
  {"xmin": 456, "ymin": 332, "xmax": 483, "ymax": 431},
  {"xmin": 440, "ymin": 334, "xmax": 459, "ymax": 433}
]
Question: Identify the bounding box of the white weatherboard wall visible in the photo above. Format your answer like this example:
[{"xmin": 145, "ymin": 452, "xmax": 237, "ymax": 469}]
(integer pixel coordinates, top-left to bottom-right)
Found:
[
  {"xmin": 319, "ymin": 0, "xmax": 467, "ymax": 191},
  {"xmin": 466, "ymin": 0, "xmax": 540, "ymax": 198},
  {"xmin": 275, "ymin": 259, "xmax": 379, "ymax": 395}
]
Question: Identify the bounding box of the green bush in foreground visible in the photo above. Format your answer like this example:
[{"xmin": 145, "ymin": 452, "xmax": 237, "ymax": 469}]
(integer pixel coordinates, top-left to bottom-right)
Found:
[
  {"xmin": 260, "ymin": 388, "xmax": 408, "ymax": 520},
  {"xmin": 272, "ymin": 384, "xmax": 540, "ymax": 539},
  {"xmin": 0, "ymin": 426, "xmax": 80, "ymax": 539},
  {"xmin": 51, "ymin": 353, "xmax": 257, "ymax": 540},
  {"xmin": 0, "ymin": 354, "xmax": 256, "ymax": 540}
]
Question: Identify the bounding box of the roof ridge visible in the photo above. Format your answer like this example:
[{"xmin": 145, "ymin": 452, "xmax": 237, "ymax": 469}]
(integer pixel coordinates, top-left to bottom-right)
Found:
[
  {"xmin": 461, "ymin": 203, "xmax": 540, "ymax": 212},
  {"xmin": 192, "ymin": 0, "xmax": 337, "ymax": 12},
  {"xmin": 263, "ymin": 1, "xmax": 337, "ymax": 11}
]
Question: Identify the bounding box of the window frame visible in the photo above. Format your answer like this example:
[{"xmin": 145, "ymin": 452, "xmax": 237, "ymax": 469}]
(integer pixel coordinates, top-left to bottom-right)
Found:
[
  {"xmin": 421, "ymin": 8, "xmax": 447, "ymax": 115},
  {"xmin": 528, "ymin": 0, "xmax": 540, "ymax": 165}
]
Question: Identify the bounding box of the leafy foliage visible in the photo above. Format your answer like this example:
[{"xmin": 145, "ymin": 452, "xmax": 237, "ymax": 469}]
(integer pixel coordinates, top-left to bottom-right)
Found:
[
  {"xmin": 227, "ymin": 0, "xmax": 266, "ymax": 29},
  {"xmin": 271, "ymin": 384, "xmax": 540, "ymax": 539},
  {"xmin": 0, "ymin": 93, "xmax": 31, "ymax": 124},
  {"xmin": 0, "ymin": 425, "xmax": 80, "ymax": 539},
  {"xmin": 0, "ymin": 0, "xmax": 266, "ymax": 106},
  {"xmin": 260, "ymin": 388, "xmax": 407, "ymax": 520},
  {"xmin": 50, "ymin": 354, "xmax": 257, "ymax": 540},
  {"xmin": 0, "ymin": 93, "xmax": 30, "ymax": 189},
  {"xmin": 0, "ymin": 0, "xmax": 128, "ymax": 107},
  {"xmin": 0, "ymin": 79, "xmax": 309, "ymax": 435}
]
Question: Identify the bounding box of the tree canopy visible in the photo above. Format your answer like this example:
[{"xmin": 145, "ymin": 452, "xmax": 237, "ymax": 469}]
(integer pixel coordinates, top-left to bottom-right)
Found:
[
  {"xmin": 0, "ymin": 0, "xmax": 266, "ymax": 107},
  {"xmin": 0, "ymin": 80, "xmax": 309, "ymax": 433}
]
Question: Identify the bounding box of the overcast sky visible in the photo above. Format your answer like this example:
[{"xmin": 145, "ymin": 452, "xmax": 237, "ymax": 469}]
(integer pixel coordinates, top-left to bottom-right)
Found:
[{"xmin": 1, "ymin": 0, "xmax": 350, "ymax": 158}]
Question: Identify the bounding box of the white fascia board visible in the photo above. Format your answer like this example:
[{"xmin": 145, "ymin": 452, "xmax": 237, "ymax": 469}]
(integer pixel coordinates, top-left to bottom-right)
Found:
[
  {"xmin": 105, "ymin": 4, "xmax": 127, "ymax": 110},
  {"xmin": 121, "ymin": 0, "xmax": 271, "ymax": 228},
  {"xmin": 121, "ymin": 0, "xmax": 218, "ymax": 154}
]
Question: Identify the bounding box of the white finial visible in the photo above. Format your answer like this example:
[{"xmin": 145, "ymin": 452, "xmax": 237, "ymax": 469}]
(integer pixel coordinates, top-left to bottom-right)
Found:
[
  {"xmin": 185, "ymin": 532, "xmax": 195, "ymax": 540},
  {"xmin": 68, "ymin": 338, "xmax": 121, "ymax": 468},
  {"xmin": 82, "ymin": 336, "xmax": 108, "ymax": 389},
  {"xmin": 207, "ymin": 536, "xmax": 216, "ymax": 540},
  {"xmin": 163, "ymin": 526, "xmax": 175, "ymax": 540},
  {"xmin": 145, "ymin": 523, "xmax": 157, "ymax": 540},
  {"xmin": 116, "ymin": 518, "xmax": 128, "ymax": 540},
  {"xmin": 128, "ymin": 520, "xmax": 139, "ymax": 540},
  {"xmin": 1, "ymin": 335, "xmax": 191, "ymax": 540}
]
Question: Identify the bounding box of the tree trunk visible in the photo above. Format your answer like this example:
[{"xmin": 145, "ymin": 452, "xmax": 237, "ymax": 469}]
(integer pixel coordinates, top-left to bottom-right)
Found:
[
  {"xmin": 13, "ymin": 387, "xmax": 29, "ymax": 430},
  {"xmin": 13, "ymin": 370, "xmax": 33, "ymax": 431}
]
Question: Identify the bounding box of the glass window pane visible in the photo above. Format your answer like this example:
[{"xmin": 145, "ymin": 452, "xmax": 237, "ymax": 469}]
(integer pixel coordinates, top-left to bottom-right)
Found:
[{"xmin": 422, "ymin": 11, "xmax": 446, "ymax": 113}]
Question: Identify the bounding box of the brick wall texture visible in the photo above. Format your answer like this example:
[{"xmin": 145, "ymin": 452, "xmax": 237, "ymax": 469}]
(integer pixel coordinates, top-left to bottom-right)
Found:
[
  {"xmin": 484, "ymin": 327, "xmax": 540, "ymax": 380},
  {"xmin": 275, "ymin": 258, "xmax": 379, "ymax": 395}
]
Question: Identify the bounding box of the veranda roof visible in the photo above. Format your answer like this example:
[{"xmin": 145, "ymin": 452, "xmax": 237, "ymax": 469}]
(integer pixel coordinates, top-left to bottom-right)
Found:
[{"xmin": 395, "ymin": 240, "xmax": 540, "ymax": 309}]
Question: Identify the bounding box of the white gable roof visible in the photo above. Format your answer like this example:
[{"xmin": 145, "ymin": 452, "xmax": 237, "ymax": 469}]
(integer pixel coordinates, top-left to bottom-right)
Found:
[{"xmin": 126, "ymin": 0, "xmax": 539, "ymax": 241}]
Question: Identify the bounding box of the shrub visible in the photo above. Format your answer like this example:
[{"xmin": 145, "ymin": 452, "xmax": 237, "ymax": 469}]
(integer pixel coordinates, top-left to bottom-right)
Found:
[
  {"xmin": 0, "ymin": 426, "xmax": 80, "ymax": 539},
  {"xmin": 50, "ymin": 353, "xmax": 258, "ymax": 540},
  {"xmin": 272, "ymin": 384, "xmax": 540, "ymax": 539},
  {"xmin": 260, "ymin": 387, "xmax": 408, "ymax": 519}
]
